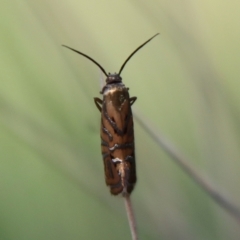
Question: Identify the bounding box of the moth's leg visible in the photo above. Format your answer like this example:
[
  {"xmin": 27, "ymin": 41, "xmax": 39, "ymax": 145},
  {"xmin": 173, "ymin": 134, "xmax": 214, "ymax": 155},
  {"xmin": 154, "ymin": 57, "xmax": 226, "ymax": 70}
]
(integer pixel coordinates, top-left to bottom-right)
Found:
[
  {"xmin": 94, "ymin": 97, "xmax": 103, "ymax": 112},
  {"xmin": 129, "ymin": 97, "xmax": 137, "ymax": 106}
]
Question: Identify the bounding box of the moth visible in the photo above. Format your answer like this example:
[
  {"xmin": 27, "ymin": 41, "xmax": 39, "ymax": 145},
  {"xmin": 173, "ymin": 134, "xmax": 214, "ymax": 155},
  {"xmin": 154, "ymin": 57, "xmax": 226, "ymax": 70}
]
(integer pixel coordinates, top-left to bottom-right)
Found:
[{"xmin": 62, "ymin": 33, "xmax": 159, "ymax": 195}]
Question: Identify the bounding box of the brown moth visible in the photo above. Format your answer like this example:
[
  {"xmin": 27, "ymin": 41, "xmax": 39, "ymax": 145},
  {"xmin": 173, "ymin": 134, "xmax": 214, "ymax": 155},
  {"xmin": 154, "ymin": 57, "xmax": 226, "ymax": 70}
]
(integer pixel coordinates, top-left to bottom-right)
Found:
[{"xmin": 62, "ymin": 33, "xmax": 159, "ymax": 195}]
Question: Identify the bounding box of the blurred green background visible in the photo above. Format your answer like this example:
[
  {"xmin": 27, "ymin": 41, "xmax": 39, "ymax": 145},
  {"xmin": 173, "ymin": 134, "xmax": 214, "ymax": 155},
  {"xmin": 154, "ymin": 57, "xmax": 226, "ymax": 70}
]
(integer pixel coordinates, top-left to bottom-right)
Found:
[{"xmin": 1, "ymin": 1, "xmax": 240, "ymax": 239}]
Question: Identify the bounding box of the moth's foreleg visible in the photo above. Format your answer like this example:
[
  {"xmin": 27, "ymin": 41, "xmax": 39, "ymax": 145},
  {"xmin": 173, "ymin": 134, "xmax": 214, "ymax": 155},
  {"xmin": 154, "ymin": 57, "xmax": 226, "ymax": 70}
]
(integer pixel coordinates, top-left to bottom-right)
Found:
[
  {"xmin": 129, "ymin": 97, "xmax": 137, "ymax": 106},
  {"xmin": 94, "ymin": 97, "xmax": 103, "ymax": 112}
]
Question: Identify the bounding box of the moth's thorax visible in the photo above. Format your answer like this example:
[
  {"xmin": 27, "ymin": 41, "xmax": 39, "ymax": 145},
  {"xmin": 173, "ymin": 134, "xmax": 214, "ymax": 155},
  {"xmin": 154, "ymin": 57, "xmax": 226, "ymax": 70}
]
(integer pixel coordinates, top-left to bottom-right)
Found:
[
  {"xmin": 102, "ymin": 84, "xmax": 130, "ymax": 111},
  {"xmin": 103, "ymin": 82, "xmax": 127, "ymax": 94}
]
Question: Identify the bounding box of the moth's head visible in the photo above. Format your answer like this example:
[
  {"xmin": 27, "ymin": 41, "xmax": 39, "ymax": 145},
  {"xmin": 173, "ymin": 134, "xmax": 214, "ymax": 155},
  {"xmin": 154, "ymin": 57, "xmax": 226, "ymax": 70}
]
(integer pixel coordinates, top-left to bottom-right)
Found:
[{"xmin": 106, "ymin": 73, "xmax": 122, "ymax": 84}]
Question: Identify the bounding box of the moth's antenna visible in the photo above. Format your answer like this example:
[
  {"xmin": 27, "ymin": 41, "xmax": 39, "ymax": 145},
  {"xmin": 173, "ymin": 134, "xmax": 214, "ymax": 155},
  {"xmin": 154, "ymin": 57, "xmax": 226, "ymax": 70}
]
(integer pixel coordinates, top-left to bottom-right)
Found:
[
  {"xmin": 118, "ymin": 33, "xmax": 159, "ymax": 75},
  {"xmin": 62, "ymin": 45, "xmax": 108, "ymax": 77}
]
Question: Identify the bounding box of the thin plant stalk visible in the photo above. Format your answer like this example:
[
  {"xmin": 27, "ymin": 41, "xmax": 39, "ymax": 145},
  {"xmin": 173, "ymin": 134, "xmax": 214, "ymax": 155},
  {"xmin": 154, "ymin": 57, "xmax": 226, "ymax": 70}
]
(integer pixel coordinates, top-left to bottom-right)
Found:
[{"xmin": 124, "ymin": 194, "xmax": 138, "ymax": 240}]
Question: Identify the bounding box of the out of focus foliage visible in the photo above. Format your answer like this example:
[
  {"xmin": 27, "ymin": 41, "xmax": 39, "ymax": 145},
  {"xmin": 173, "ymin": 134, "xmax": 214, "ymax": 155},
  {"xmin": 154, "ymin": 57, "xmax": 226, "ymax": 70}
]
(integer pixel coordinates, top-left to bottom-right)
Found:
[{"xmin": 1, "ymin": 1, "xmax": 240, "ymax": 239}]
